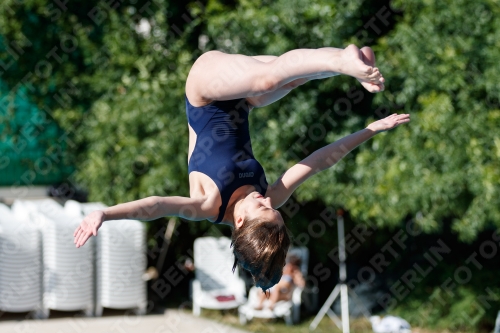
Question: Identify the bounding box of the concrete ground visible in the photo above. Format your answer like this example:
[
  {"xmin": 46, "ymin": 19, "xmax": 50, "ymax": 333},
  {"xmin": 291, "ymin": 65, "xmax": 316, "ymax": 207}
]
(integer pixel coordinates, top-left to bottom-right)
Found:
[
  {"xmin": 0, "ymin": 186, "xmax": 49, "ymax": 205},
  {"xmin": 0, "ymin": 309, "xmax": 250, "ymax": 333}
]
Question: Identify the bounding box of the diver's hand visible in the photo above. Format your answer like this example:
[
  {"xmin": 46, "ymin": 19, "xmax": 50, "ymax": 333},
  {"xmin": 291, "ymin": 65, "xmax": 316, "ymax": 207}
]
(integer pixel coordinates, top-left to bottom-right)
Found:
[
  {"xmin": 73, "ymin": 210, "xmax": 105, "ymax": 248},
  {"xmin": 366, "ymin": 113, "xmax": 410, "ymax": 133}
]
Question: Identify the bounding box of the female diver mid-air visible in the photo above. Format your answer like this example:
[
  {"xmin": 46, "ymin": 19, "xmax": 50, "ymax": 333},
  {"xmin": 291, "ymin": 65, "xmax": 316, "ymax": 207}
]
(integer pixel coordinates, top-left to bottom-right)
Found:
[{"xmin": 73, "ymin": 45, "xmax": 410, "ymax": 290}]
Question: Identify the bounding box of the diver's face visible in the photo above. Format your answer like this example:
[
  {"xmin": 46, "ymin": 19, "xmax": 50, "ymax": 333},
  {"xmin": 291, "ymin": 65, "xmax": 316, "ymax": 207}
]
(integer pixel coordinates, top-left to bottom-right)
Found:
[{"xmin": 238, "ymin": 191, "xmax": 284, "ymax": 225}]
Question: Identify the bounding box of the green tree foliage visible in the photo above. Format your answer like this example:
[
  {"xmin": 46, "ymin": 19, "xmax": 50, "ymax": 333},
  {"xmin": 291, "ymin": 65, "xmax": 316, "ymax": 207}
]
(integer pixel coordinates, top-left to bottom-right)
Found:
[
  {"xmin": 202, "ymin": 0, "xmax": 500, "ymax": 242},
  {"xmin": 355, "ymin": 0, "xmax": 500, "ymax": 241},
  {"xmin": 0, "ymin": 0, "xmax": 194, "ymax": 201},
  {"xmin": 2, "ymin": 0, "xmax": 500, "ymax": 329}
]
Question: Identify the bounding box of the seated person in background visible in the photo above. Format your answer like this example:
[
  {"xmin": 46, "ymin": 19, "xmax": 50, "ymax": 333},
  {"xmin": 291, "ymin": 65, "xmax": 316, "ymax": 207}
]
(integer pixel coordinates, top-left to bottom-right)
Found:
[{"xmin": 255, "ymin": 254, "xmax": 305, "ymax": 310}]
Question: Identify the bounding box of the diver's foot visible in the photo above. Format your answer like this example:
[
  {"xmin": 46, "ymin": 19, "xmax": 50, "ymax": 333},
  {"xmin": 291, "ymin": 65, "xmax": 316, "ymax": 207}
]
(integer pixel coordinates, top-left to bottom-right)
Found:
[{"xmin": 336, "ymin": 44, "xmax": 385, "ymax": 93}]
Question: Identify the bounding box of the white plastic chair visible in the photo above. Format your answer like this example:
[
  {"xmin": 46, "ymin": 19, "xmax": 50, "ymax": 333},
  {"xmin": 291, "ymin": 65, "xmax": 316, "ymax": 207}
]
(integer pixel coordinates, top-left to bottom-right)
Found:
[
  {"xmin": 238, "ymin": 246, "xmax": 309, "ymax": 325},
  {"xmin": 192, "ymin": 237, "xmax": 246, "ymax": 316}
]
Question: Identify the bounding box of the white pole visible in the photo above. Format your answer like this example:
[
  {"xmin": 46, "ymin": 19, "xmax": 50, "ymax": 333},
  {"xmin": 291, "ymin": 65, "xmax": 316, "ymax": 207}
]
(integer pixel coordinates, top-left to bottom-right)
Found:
[
  {"xmin": 309, "ymin": 212, "xmax": 351, "ymax": 332},
  {"xmin": 337, "ymin": 214, "xmax": 350, "ymax": 333},
  {"xmin": 494, "ymin": 310, "xmax": 500, "ymax": 333},
  {"xmin": 340, "ymin": 284, "xmax": 350, "ymax": 333},
  {"xmin": 337, "ymin": 215, "xmax": 346, "ymax": 281},
  {"xmin": 309, "ymin": 284, "xmax": 342, "ymax": 330}
]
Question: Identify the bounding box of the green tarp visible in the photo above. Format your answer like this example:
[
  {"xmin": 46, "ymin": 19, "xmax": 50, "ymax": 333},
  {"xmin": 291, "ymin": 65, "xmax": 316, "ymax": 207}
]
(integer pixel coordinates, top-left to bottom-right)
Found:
[{"xmin": 0, "ymin": 84, "xmax": 73, "ymax": 185}]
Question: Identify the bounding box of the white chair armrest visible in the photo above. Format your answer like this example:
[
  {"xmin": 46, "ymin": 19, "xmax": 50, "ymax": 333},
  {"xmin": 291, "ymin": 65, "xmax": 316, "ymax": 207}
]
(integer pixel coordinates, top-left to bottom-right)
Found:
[
  {"xmin": 247, "ymin": 286, "xmax": 260, "ymax": 306},
  {"xmin": 235, "ymin": 278, "xmax": 247, "ymax": 299},
  {"xmin": 292, "ymin": 286, "xmax": 303, "ymax": 305},
  {"xmin": 192, "ymin": 279, "xmax": 202, "ymax": 316},
  {"xmin": 291, "ymin": 286, "xmax": 304, "ymax": 324},
  {"xmin": 192, "ymin": 279, "xmax": 202, "ymax": 297}
]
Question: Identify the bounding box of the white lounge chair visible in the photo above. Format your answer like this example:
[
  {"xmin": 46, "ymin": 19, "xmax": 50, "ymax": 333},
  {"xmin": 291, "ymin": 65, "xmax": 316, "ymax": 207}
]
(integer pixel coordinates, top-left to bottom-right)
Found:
[
  {"xmin": 238, "ymin": 246, "xmax": 309, "ymax": 325},
  {"xmin": 192, "ymin": 237, "xmax": 246, "ymax": 316}
]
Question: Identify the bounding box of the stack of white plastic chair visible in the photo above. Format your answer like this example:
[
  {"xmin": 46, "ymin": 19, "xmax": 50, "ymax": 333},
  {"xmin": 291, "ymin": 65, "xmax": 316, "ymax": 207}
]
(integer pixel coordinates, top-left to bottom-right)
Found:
[
  {"xmin": 0, "ymin": 203, "xmax": 43, "ymax": 317},
  {"xmin": 192, "ymin": 237, "xmax": 247, "ymax": 316},
  {"xmin": 13, "ymin": 199, "xmax": 95, "ymax": 317},
  {"xmin": 75, "ymin": 201, "xmax": 147, "ymax": 316}
]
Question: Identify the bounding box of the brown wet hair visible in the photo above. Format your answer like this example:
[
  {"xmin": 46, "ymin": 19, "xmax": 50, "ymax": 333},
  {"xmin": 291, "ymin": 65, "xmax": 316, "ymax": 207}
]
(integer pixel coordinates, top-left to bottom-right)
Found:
[{"xmin": 231, "ymin": 216, "xmax": 291, "ymax": 291}]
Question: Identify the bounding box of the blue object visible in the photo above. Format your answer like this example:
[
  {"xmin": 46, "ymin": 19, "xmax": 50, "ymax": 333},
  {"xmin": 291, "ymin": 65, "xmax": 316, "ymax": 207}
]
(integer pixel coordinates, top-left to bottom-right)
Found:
[{"xmin": 186, "ymin": 95, "xmax": 268, "ymax": 223}]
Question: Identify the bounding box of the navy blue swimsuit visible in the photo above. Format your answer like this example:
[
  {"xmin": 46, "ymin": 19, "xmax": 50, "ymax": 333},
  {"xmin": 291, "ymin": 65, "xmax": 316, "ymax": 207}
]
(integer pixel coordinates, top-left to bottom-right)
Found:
[{"xmin": 186, "ymin": 95, "xmax": 268, "ymax": 223}]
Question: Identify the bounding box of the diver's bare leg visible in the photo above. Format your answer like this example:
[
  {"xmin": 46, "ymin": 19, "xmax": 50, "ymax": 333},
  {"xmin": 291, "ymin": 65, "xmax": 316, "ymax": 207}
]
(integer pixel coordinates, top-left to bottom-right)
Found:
[
  {"xmin": 245, "ymin": 46, "xmax": 382, "ymax": 108},
  {"xmin": 185, "ymin": 45, "xmax": 384, "ymax": 106}
]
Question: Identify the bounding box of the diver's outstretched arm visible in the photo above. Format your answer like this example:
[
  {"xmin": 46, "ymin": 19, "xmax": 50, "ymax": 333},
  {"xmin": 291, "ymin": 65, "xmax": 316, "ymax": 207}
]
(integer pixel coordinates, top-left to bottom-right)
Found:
[
  {"xmin": 267, "ymin": 113, "xmax": 411, "ymax": 208},
  {"xmin": 73, "ymin": 196, "xmax": 212, "ymax": 247}
]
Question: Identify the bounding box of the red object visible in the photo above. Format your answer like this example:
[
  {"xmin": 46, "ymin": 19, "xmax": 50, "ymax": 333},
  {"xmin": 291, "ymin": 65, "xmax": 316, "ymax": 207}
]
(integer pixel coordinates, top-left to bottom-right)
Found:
[{"xmin": 215, "ymin": 295, "xmax": 236, "ymax": 302}]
